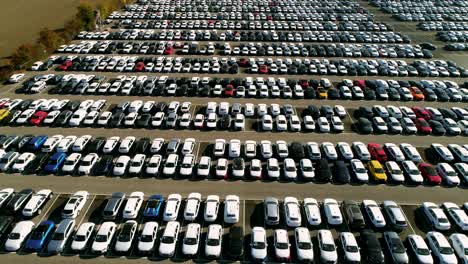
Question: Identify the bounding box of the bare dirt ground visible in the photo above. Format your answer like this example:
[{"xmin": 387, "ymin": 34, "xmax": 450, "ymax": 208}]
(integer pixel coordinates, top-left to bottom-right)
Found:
[{"xmin": 0, "ymin": 0, "xmax": 81, "ymax": 60}]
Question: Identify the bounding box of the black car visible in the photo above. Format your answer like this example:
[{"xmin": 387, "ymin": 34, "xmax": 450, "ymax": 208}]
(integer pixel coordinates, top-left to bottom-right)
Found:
[
  {"xmin": 434, "ymin": 88, "xmax": 449, "ymax": 102},
  {"xmin": 363, "ymin": 88, "xmax": 376, "ymax": 100},
  {"xmin": 11, "ymin": 135, "xmax": 34, "ymax": 152},
  {"xmin": 342, "ymin": 200, "xmax": 366, "ymax": 230},
  {"xmin": 228, "ymin": 226, "xmax": 243, "ymax": 259},
  {"xmin": 429, "ymin": 120, "xmax": 446, "ymax": 136},
  {"xmin": 360, "ymin": 229, "xmax": 384, "ymax": 264},
  {"xmin": 355, "ymin": 118, "xmax": 373, "ymax": 134},
  {"xmin": 303, "ymin": 105, "xmax": 320, "ymax": 119},
  {"xmin": 327, "ymin": 88, "xmax": 340, "ymax": 99},
  {"xmin": 6, "ymin": 189, "xmax": 34, "ymax": 213},
  {"xmin": 92, "ymin": 155, "xmax": 113, "ymax": 176},
  {"xmin": 0, "ymin": 135, "xmax": 18, "ymax": 150},
  {"xmin": 53, "ymin": 110, "xmax": 72, "ymax": 127},
  {"xmin": 108, "ymin": 112, "xmax": 125, "ymax": 128},
  {"xmin": 289, "ymin": 142, "xmax": 305, "ymax": 161},
  {"xmin": 219, "ymin": 114, "xmax": 231, "ymax": 130},
  {"xmin": 0, "ymin": 216, "xmax": 15, "ymax": 239},
  {"xmin": 439, "ymin": 108, "xmax": 458, "ymax": 121},
  {"xmin": 315, "ymin": 158, "xmax": 331, "ymax": 182},
  {"xmin": 356, "ymin": 106, "xmax": 374, "ymax": 119},
  {"xmin": 23, "ymin": 153, "xmax": 50, "ymax": 174},
  {"xmin": 387, "ymin": 88, "xmax": 400, "ymax": 101},
  {"xmin": 66, "ymin": 100, "xmax": 81, "ymax": 111},
  {"xmin": 134, "ymin": 138, "xmax": 150, "ymax": 154},
  {"xmin": 333, "ymin": 160, "xmax": 350, "ymax": 183},
  {"xmin": 319, "ymin": 105, "xmax": 334, "ymax": 117},
  {"xmin": 86, "ymin": 137, "xmax": 106, "ymax": 153},
  {"xmin": 135, "ymin": 114, "xmax": 151, "ymax": 128}
]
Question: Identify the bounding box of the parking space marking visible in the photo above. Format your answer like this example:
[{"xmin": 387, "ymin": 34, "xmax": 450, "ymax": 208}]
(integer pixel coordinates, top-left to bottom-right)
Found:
[
  {"xmin": 35, "ymin": 194, "xmax": 60, "ymax": 223},
  {"xmin": 76, "ymin": 194, "xmax": 96, "ymax": 227}
]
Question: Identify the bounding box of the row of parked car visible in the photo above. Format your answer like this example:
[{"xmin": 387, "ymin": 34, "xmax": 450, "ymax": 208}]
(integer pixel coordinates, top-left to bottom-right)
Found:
[
  {"xmin": 1, "ymin": 189, "xmax": 467, "ymax": 262},
  {"xmin": 115, "ymin": 19, "xmax": 394, "ymax": 32},
  {"xmin": 418, "ymin": 21, "xmax": 468, "ymax": 31},
  {"xmin": 76, "ymin": 29, "xmax": 410, "ymax": 44},
  {"xmin": 353, "ymin": 105, "xmax": 468, "ymax": 136},
  {"xmin": 371, "ymin": 0, "xmax": 468, "ymax": 22},
  {"xmin": 59, "ymin": 40, "xmax": 434, "ymax": 59},
  {"xmin": 437, "ymin": 31, "xmax": 468, "ymax": 43}
]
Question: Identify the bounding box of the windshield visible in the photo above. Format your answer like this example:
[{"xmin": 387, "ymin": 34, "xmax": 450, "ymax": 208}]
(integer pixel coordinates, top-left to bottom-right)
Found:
[
  {"xmin": 322, "ymin": 244, "xmax": 335, "ymax": 251},
  {"xmin": 74, "ymin": 235, "xmax": 87, "ymax": 242},
  {"xmin": 184, "ymin": 237, "xmax": 197, "ymax": 245},
  {"xmin": 140, "ymin": 235, "xmax": 153, "ymax": 243},
  {"xmin": 346, "ymin": 246, "xmax": 359, "ymax": 252},
  {"xmin": 52, "ymin": 232, "xmax": 65, "ymax": 240},
  {"xmin": 298, "ymin": 242, "xmax": 312, "ymax": 250},
  {"xmin": 207, "ymin": 238, "xmax": 220, "ymax": 246},
  {"xmin": 8, "ymin": 233, "xmax": 20, "ymax": 239},
  {"xmin": 161, "ymin": 236, "xmax": 174, "ymax": 244},
  {"xmin": 81, "ymin": 161, "xmax": 91, "ymax": 166},
  {"xmin": 440, "ymin": 247, "xmax": 454, "ymax": 255},
  {"xmin": 276, "ymin": 242, "xmax": 289, "ymax": 249},
  {"xmin": 252, "ymin": 241, "xmax": 266, "ymax": 249},
  {"xmin": 375, "ymin": 168, "xmax": 385, "ymax": 173},
  {"xmin": 95, "ymin": 234, "xmax": 108, "ymax": 242}
]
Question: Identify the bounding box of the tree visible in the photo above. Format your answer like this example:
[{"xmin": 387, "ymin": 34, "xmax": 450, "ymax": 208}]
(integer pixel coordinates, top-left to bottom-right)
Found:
[
  {"xmin": 10, "ymin": 44, "xmax": 40, "ymax": 68},
  {"xmin": 38, "ymin": 28, "xmax": 64, "ymax": 53},
  {"xmin": 76, "ymin": 3, "xmax": 95, "ymax": 31}
]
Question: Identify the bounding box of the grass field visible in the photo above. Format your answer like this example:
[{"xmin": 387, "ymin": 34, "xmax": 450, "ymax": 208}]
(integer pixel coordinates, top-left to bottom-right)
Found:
[{"xmin": 0, "ymin": 0, "xmax": 81, "ymax": 60}]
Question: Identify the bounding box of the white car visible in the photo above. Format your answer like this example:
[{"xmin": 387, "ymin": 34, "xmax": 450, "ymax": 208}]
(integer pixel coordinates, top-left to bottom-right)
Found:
[
  {"xmin": 77, "ymin": 153, "xmax": 99, "ymax": 175},
  {"xmin": 72, "ymin": 135, "xmax": 92, "ymax": 152},
  {"xmin": 336, "ymin": 142, "xmax": 354, "ymax": 160},
  {"xmin": 57, "ymin": 135, "xmax": 77, "ymax": 152},
  {"xmin": 363, "ymin": 200, "xmax": 386, "ymax": 228},
  {"xmin": 331, "ymin": 116, "xmax": 344, "ymax": 132},
  {"xmin": 422, "ymin": 202, "xmax": 451, "ymax": 231},
  {"xmin": 284, "ymin": 196, "xmax": 302, "ymax": 227},
  {"xmin": 303, "ymin": 198, "xmax": 321, "ymax": 226},
  {"xmin": 274, "ymin": 229, "xmax": 291, "ymax": 261},
  {"xmin": 442, "ymin": 202, "xmax": 468, "ymax": 231},
  {"xmin": 103, "ymin": 136, "xmax": 120, "ymax": 153},
  {"xmin": 115, "ymin": 220, "xmax": 138, "ymax": 253},
  {"xmin": 300, "ymin": 159, "xmax": 315, "ymax": 180},
  {"xmin": 385, "ymin": 143, "xmax": 405, "ymax": 161},
  {"xmin": 92, "ymin": 222, "xmax": 117, "ymax": 254},
  {"xmin": 276, "ymin": 140, "xmax": 289, "ymax": 158},
  {"xmin": 22, "ymin": 189, "xmax": 52, "ymax": 217},
  {"xmin": 123, "ymin": 192, "xmax": 144, "ymax": 219},
  {"xmin": 385, "ymin": 161, "xmax": 405, "ymax": 183},
  {"xmin": 205, "ymin": 224, "xmax": 222, "ymax": 259},
  {"xmin": 213, "ymin": 139, "xmax": 226, "ymax": 157},
  {"xmin": 295, "ymin": 227, "xmax": 314, "ymax": 263},
  {"xmin": 118, "ymin": 136, "xmax": 136, "ymax": 153},
  {"xmin": 426, "ymin": 231, "xmax": 458, "ymax": 264},
  {"xmin": 317, "ymin": 117, "xmax": 330, "ymax": 132},
  {"xmin": 261, "ymin": 140, "xmax": 273, "ymax": 158},
  {"xmin": 184, "ymin": 192, "xmax": 202, "ymax": 221},
  {"xmin": 163, "ymin": 194, "xmax": 182, "ymax": 221},
  {"xmin": 204, "ymin": 195, "xmax": 220, "ymax": 222},
  {"xmin": 71, "ymin": 222, "xmax": 95, "ymax": 252},
  {"xmin": 340, "ymin": 232, "xmax": 361, "ymax": 263},
  {"xmin": 323, "ymin": 198, "xmax": 343, "ymax": 225},
  {"xmin": 447, "ymin": 144, "xmax": 468, "ymax": 162},
  {"xmin": 244, "ymin": 140, "xmax": 257, "ymax": 158},
  {"xmin": 150, "ymin": 138, "xmax": 164, "ymax": 153},
  {"xmin": 352, "ymin": 141, "xmax": 371, "ymax": 161},
  {"xmin": 8, "ymin": 73, "xmax": 25, "ymax": 83},
  {"xmin": 224, "ymin": 195, "xmax": 240, "ymax": 223},
  {"xmin": 262, "ymin": 114, "xmax": 273, "ymax": 131},
  {"xmin": 4, "ymin": 221, "xmax": 35, "ymax": 251},
  {"xmin": 62, "ymin": 153, "xmax": 82, "ymax": 174},
  {"xmin": 196, "ymin": 156, "xmax": 211, "ymax": 178},
  {"xmin": 229, "ymin": 139, "xmax": 241, "ymax": 158},
  {"xmin": 69, "ymin": 110, "xmax": 87, "ymax": 126},
  {"xmin": 251, "ymin": 227, "xmax": 267, "ymax": 261},
  {"xmin": 249, "ymin": 159, "xmax": 262, "ymax": 179},
  {"xmin": 182, "ymin": 223, "xmax": 200, "ymax": 257},
  {"xmin": 401, "ymin": 161, "xmax": 424, "ymax": 184},
  {"xmin": 350, "ymin": 159, "xmax": 369, "ymax": 182},
  {"xmin": 400, "ymin": 143, "xmax": 422, "ymax": 162},
  {"xmin": 407, "ymin": 234, "xmax": 434, "ymax": 264},
  {"xmin": 322, "ymin": 142, "xmax": 338, "ymax": 160},
  {"xmin": 41, "ymin": 135, "xmax": 63, "ymax": 152},
  {"xmin": 128, "ymin": 154, "xmax": 146, "ymax": 175},
  {"xmin": 158, "ymin": 221, "xmax": 180, "ymax": 257},
  {"xmin": 11, "ymin": 152, "xmax": 35, "ymax": 172},
  {"xmin": 448, "ymin": 233, "xmax": 468, "ymax": 264},
  {"xmin": 62, "ymin": 191, "xmax": 89, "ymax": 219},
  {"xmin": 215, "ymin": 158, "xmax": 228, "ymax": 178},
  {"xmin": 137, "ymin": 222, "xmax": 158, "ymax": 254},
  {"xmin": 318, "ymin": 229, "xmax": 338, "ymax": 263},
  {"xmin": 283, "ymin": 158, "xmax": 297, "ymax": 180},
  {"xmin": 436, "ymin": 163, "xmax": 460, "ymax": 186},
  {"xmin": 113, "ymin": 155, "xmax": 131, "ymax": 176}
]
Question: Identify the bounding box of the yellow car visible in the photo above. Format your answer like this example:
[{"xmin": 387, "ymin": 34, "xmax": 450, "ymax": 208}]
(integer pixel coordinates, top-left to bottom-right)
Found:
[
  {"xmin": 0, "ymin": 109, "xmax": 9, "ymax": 122},
  {"xmin": 316, "ymin": 87, "xmax": 328, "ymax": 99},
  {"xmin": 368, "ymin": 160, "xmax": 387, "ymax": 182}
]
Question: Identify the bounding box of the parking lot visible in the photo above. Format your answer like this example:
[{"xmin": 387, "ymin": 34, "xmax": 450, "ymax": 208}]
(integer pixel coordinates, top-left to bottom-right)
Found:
[
  {"xmin": 0, "ymin": 191, "xmax": 466, "ymax": 263},
  {"xmin": 0, "ymin": 0, "xmax": 467, "ymax": 263}
]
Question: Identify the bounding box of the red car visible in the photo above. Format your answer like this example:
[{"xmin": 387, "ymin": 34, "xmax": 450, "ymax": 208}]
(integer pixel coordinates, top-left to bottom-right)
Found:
[
  {"xmin": 368, "ymin": 143, "xmax": 388, "ymax": 162},
  {"xmin": 164, "ymin": 47, "xmax": 174, "ymax": 55},
  {"xmin": 29, "ymin": 111, "xmax": 48, "ymax": 126},
  {"xmin": 59, "ymin": 60, "xmax": 73, "ymax": 71},
  {"xmin": 353, "ymin": 79, "xmax": 366, "ymax": 88},
  {"xmin": 418, "ymin": 163, "xmax": 441, "ymax": 185},
  {"xmin": 299, "ymin": 80, "xmax": 310, "ymax": 89},
  {"xmin": 412, "ymin": 107, "xmax": 431, "ymax": 121},
  {"xmin": 415, "ymin": 118, "xmax": 432, "ymax": 134},
  {"xmin": 259, "ymin": 65, "xmax": 268, "ymax": 74},
  {"xmin": 134, "ymin": 62, "xmax": 145, "ymax": 72},
  {"xmin": 238, "ymin": 58, "xmax": 249, "ymax": 67},
  {"xmin": 224, "ymin": 85, "xmax": 235, "ymax": 97}
]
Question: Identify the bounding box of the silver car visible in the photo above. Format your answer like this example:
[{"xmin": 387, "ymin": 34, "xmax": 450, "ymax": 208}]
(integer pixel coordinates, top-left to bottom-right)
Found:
[
  {"xmin": 47, "ymin": 218, "xmax": 76, "ymax": 254},
  {"xmin": 384, "ymin": 231, "xmax": 409, "ymax": 264}
]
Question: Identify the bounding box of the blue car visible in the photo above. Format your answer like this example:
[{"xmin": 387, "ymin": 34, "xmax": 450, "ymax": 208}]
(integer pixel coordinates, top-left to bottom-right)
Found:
[
  {"xmin": 27, "ymin": 135, "xmax": 48, "ymax": 151},
  {"xmin": 143, "ymin": 194, "xmax": 164, "ymax": 218},
  {"xmin": 44, "ymin": 153, "xmax": 67, "ymax": 173},
  {"xmin": 26, "ymin": 220, "xmax": 54, "ymax": 251}
]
